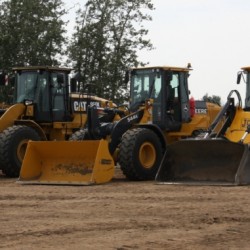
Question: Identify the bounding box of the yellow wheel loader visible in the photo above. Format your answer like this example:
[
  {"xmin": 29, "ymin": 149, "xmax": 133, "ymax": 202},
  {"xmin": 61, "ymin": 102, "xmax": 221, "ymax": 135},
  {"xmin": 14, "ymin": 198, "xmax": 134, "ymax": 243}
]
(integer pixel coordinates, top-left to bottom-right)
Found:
[
  {"xmin": 18, "ymin": 65, "xmax": 221, "ymax": 185},
  {"xmin": 156, "ymin": 66, "xmax": 250, "ymax": 185},
  {"xmin": 0, "ymin": 66, "xmax": 120, "ymax": 177}
]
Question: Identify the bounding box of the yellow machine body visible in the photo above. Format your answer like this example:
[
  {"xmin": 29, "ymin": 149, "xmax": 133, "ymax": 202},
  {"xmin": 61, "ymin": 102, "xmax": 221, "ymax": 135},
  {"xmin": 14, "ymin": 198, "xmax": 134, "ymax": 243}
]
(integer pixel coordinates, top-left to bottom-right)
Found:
[
  {"xmin": 166, "ymin": 102, "xmax": 221, "ymax": 143},
  {"xmin": 0, "ymin": 66, "xmax": 122, "ymax": 178}
]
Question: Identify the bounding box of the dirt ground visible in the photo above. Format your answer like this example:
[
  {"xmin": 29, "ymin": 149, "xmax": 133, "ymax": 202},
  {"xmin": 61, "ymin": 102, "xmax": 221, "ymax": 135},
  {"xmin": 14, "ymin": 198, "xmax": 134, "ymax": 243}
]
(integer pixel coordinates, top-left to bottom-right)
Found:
[{"xmin": 1, "ymin": 168, "xmax": 250, "ymax": 250}]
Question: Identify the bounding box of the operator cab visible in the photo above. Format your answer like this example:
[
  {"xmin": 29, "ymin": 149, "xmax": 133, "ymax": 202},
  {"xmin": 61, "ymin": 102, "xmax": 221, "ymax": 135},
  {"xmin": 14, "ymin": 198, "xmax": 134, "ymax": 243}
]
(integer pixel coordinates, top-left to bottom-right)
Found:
[
  {"xmin": 13, "ymin": 66, "xmax": 72, "ymax": 122},
  {"xmin": 130, "ymin": 66, "xmax": 191, "ymax": 131}
]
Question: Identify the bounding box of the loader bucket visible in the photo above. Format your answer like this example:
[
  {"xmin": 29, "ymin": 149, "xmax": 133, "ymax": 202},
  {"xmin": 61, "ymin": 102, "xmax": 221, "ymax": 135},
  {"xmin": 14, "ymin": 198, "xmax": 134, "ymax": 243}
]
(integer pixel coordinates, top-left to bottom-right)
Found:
[
  {"xmin": 156, "ymin": 139, "xmax": 250, "ymax": 185},
  {"xmin": 18, "ymin": 139, "xmax": 114, "ymax": 185}
]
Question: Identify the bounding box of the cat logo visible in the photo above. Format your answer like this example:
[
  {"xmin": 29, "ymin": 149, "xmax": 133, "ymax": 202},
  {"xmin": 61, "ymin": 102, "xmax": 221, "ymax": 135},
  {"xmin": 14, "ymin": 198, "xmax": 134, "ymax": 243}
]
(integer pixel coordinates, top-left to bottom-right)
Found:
[{"xmin": 73, "ymin": 101, "xmax": 100, "ymax": 112}]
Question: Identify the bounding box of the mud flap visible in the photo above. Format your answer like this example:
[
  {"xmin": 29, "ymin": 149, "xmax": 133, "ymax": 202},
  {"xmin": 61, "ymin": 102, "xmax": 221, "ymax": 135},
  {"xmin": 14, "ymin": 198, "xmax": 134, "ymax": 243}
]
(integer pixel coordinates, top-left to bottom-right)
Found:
[
  {"xmin": 18, "ymin": 139, "xmax": 114, "ymax": 185},
  {"xmin": 156, "ymin": 139, "xmax": 250, "ymax": 185}
]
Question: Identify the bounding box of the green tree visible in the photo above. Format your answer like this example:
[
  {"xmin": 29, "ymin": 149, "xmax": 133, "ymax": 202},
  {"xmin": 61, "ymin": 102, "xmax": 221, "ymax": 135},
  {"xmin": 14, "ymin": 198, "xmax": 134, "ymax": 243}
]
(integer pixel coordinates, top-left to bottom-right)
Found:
[
  {"xmin": 0, "ymin": 0, "xmax": 67, "ymax": 71},
  {"xmin": 202, "ymin": 93, "xmax": 221, "ymax": 106},
  {"xmin": 68, "ymin": 0, "xmax": 154, "ymax": 103}
]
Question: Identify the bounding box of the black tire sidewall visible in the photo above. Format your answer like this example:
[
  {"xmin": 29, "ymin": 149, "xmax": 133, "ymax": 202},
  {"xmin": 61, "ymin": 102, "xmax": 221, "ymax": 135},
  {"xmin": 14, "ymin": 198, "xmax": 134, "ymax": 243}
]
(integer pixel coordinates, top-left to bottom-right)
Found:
[
  {"xmin": 119, "ymin": 128, "xmax": 163, "ymax": 180},
  {"xmin": 0, "ymin": 125, "xmax": 41, "ymax": 177},
  {"xmin": 132, "ymin": 129, "xmax": 163, "ymax": 179},
  {"xmin": 69, "ymin": 129, "xmax": 90, "ymax": 141}
]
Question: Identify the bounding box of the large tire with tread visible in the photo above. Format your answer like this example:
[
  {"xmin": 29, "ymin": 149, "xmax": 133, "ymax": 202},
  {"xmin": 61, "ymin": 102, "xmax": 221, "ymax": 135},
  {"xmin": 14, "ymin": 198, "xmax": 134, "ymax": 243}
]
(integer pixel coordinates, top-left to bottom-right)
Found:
[
  {"xmin": 118, "ymin": 128, "xmax": 163, "ymax": 181},
  {"xmin": 0, "ymin": 125, "xmax": 41, "ymax": 177},
  {"xmin": 69, "ymin": 129, "xmax": 90, "ymax": 141}
]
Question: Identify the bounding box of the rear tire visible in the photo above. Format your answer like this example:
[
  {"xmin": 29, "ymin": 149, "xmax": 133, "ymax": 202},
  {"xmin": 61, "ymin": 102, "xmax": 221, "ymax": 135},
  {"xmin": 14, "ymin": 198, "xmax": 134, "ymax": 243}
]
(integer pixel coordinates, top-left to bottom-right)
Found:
[
  {"xmin": 118, "ymin": 128, "xmax": 163, "ymax": 181},
  {"xmin": 0, "ymin": 125, "xmax": 41, "ymax": 177}
]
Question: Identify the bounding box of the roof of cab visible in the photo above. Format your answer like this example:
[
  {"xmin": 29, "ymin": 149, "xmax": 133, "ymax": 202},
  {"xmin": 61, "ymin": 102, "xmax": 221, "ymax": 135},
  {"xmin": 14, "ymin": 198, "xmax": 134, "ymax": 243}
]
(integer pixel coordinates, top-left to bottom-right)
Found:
[
  {"xmin": 241, "ymin": 66, "xmax": 250, "ymax": 71},
  {"xmin": 12, "ymin": 66, "xmax": 72, "ymax": 73},
  {"xmin": 130, "ymin": 65, "xmax": 192, "ymax": 72}
]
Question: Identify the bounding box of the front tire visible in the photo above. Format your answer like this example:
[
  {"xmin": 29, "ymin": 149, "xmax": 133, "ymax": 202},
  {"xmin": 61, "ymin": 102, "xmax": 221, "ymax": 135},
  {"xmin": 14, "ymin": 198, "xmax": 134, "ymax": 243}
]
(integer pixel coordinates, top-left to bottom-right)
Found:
[
  {"xmin": 0, "ymin": 125, "xmax": 41, "ymax": 177},
  {"xmin": 118, "ymin": 128, "xmax": 163, "ymax": 181},
  {"xmin": 69, "ymin": 129, "xmax": 90, "ymax": 141}
]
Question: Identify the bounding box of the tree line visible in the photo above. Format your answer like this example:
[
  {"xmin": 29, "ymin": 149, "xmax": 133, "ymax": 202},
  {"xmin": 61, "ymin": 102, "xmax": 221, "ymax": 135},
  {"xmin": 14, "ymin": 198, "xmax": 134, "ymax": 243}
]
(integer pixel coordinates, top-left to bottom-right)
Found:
[
  {"xmin": 0, "ymin": 0, "xmax": 221, "ymax": 106},
  {"xmin": 0, "ymin": 0, "xmax": 154, "ymax": 104}
]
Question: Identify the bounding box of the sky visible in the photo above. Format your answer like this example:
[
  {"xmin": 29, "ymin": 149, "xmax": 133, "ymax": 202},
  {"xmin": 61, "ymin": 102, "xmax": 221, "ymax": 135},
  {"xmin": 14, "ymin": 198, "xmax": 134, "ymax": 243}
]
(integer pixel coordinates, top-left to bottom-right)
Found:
[{"xmin": 64, "ymin": 0, "xmax": 250, "ymax": 103}]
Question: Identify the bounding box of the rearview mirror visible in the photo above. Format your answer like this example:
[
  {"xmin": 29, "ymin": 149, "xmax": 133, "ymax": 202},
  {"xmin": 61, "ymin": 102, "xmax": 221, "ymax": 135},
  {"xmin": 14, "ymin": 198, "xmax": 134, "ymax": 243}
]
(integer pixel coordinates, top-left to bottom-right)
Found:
[
  {"xmin": 70, "ymin": 78, "xmax": 77, "ymax": 92},
  {"xmin": 237, "ymin": 71, "xmax": 244, "ymax": 84},
  {"xmin": 0, "ymin": 72, "xmax": 6, "ymax": 86},
  {"xmin": 124, "ymin": 70, "xmax": 129, "ymax": 84}
]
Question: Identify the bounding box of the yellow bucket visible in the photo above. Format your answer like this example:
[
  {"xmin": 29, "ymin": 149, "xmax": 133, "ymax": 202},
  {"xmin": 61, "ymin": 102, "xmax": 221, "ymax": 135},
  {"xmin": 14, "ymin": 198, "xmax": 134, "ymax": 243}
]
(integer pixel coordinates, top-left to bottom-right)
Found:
[{"xmin": 18, "ymin": 139, "xmax": 114, "ymax": 185}]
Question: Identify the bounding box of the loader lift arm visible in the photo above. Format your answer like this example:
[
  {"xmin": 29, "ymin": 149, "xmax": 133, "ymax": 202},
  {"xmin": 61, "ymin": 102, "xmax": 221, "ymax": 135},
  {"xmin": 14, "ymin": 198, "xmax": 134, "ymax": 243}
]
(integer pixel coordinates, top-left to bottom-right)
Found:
[
  {"xmin": 87, "ymin": 105, "xmax": 144, "ymax": 154},
  {"xmin": 205, "ymin": 90, "xmax": 241, "ymax": 138}
]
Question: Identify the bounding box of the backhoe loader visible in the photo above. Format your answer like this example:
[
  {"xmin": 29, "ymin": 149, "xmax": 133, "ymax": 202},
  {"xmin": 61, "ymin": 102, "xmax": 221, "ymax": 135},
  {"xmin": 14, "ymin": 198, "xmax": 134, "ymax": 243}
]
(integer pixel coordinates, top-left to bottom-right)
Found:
[
  {"xmin": 156, "ymin": 66, "xmax": 250, "ymax": 185},
  {"xmin": 0, "ymin": 66, "xmax": 120, "ymax": 177},
  {"xmin": 18, "ymin": 65, "xmax": 221, "ymax": 185}
]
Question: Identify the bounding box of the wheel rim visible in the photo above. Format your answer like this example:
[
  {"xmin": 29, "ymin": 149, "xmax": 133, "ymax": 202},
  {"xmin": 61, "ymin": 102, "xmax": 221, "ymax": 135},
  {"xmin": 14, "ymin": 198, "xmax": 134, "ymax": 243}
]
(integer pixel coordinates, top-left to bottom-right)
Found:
[
  {"xmin": 139, "ymin": 142, "xmax": 156, "ymax": 169},
  {"xmin": 17, "ymin": 139, "xmax": 29, "ymax": 162}
]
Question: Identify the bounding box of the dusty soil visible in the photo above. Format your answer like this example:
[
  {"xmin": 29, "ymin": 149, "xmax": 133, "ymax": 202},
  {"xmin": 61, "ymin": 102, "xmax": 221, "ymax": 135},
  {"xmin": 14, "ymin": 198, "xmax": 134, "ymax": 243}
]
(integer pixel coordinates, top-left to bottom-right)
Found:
[{"xmin": 1, "ymin": 168, "xmax": 250, "ymax": 250}]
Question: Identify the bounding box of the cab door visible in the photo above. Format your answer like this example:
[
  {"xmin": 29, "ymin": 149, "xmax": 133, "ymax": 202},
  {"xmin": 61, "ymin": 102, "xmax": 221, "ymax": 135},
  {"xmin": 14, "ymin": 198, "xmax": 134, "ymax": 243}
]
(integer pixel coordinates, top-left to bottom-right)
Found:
[{"xmin": 163, "ymin": 71, "xmax": 191, "ymax": 131}]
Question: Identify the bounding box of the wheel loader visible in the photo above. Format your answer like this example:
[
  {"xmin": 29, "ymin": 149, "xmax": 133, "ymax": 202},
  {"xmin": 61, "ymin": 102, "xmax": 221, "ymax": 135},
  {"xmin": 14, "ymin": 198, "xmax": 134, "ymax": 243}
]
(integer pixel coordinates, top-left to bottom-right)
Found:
[
  {"xmin": 18, "ymin": 65, "xmax": 221, "ymax": 185},
  {"xmin": 156, "ymin": 66, "xmax": 250, "ymax": 185},
  {"xmin": 0, "ymin": 66, "xmax": 120, "ymax": 177}
]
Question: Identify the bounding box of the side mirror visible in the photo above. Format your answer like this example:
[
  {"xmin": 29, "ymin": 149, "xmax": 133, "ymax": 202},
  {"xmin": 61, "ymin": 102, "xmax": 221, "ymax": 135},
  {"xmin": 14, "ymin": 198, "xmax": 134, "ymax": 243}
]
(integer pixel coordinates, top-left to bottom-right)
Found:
[
  {"xmin": 124, "ymin": 70, "xmax": 129, "ymax": 84},
  {"xmin": 0, "ymin": 72, "xmax": 6, "ymax": 86},
  {"xmin": 237, "ymin": 71, "xmax": 244, "ymax": 84},
  {"xmin": 70, "ymin": 78, "xmax": 77, "ymax": 92},
  {"xmin": 9, "ymin": 76, "xmax": 15, "ymax": 86}
]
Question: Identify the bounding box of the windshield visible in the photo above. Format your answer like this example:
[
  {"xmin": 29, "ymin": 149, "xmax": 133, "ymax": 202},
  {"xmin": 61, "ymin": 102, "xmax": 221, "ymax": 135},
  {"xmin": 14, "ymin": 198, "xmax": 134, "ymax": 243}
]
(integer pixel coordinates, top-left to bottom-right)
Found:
[
  {"xmin": 14, "ymin": 71, "xmax": 48, "ymax": 103},
  {"xmin": 130, "ymin": 69, "xmax": 162, "ymax": 105}
]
